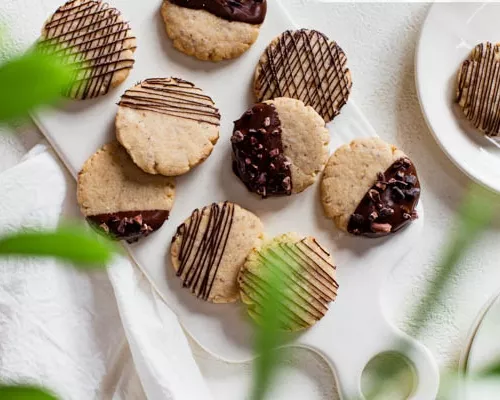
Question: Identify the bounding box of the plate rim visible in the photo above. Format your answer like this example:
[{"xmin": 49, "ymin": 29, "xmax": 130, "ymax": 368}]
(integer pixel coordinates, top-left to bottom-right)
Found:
[{"xmin": 414, "ymin": 3, "xmax": 500, "ymax": 194}]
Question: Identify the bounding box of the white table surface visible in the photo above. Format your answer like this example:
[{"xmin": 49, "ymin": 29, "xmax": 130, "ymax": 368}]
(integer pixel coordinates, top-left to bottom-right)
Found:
[{"xmin": 2, "ymin": 1, "xmax": 500, "ymax": 399}]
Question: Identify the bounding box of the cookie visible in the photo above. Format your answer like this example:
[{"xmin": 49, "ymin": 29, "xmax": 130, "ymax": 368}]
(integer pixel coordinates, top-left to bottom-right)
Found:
[
  {"xmin": 170, "ymin": 202, "xmax": 263, "ymax": 303},
  {"xmin": 116, "ymin": 78, "xmax": 220, "ymax": 176},
  {"xmin": 239, "ymin": 232, "xmax": 338, "ymax": 331},
  {"xmin": 39, "ymin": 0, "xmax": 136, "ymax": 100},
  {"xmin": 231, "ymin": 97, "xmax": 329, "ymax": 197},
  {"xmin": 457, "ymin": 42, "xmax": 500, "ymax": 136},
  {"xmin": 254, "ymin": 29, "xmax": 352, "ymax": 122},
  {"xmin": 160, "ymin": 0, "xmax": 266, "ymax": 62},
  {"xmin": 321, "ymin": 138, "xmax": 420, "ymax": 238},
  {"xmin": 77, "ymin": 142, "xmax": 175, "ymax": 243}
]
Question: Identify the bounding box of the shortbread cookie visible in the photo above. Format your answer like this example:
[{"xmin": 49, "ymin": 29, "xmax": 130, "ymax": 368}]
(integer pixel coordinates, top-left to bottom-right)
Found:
[
  {"xmin": 321, "ymin": 138, "xmax": 420, "ymax": 238},
  {"xmin": 116, "ymin": 78, "xmax": 220, "ymax": 176},
  {"xmin": 77, "ymin": 142, "xmax": 175, "ymax": 243},
  {"xmin": 170, "ymin": 202, "xmax": 263, "ymax": 303},
  {"xmin": 231, "ymin": 97, "xmax": 329, "ymax": 197},
  {"xmin": 161, "ymin": 0, "xmax": 266, "ymax": 61},
  {"xmin": 254, "ymin": 29, "xmax": 351, "ymax": 122},
  {"xmin": 239, "ymin": 232, "xmax": 338, "ymax": 331},
  {"xmin": 39, "ymin": 0, "xmax": 136, "ymax": 100},
  {"xmin": 457, "ymin": 42, "xmax": 500, "ymax": 136}
]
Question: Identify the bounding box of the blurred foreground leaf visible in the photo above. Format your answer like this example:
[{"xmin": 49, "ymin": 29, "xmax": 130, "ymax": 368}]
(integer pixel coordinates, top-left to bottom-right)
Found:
[
  {"xmin": 250, "ymin": 266, "xmax": 287, "ymax": 400},
  {"xmin": 0, "ymin": 225, "xmax": 118, "ymax": 267},
  {"xmin": 0, "ymin": 385, "xmax": 57, "ymax": 400},
  {"xmin": 0, "ymin": 49, "xmax": 72, "ymax": 122},
  {"xmin": 410, "ymin": 185, "xmax": 495, "ymax": 335}
]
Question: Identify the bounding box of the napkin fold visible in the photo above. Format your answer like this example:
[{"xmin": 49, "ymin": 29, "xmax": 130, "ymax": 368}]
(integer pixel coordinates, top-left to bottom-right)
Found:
[{"xmin": 0, "ymin": 143, "xmax": 212, "ymax": 400}]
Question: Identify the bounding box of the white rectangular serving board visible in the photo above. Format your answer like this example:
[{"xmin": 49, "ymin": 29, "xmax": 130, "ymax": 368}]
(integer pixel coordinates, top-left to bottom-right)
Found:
[{"xmin": 34, "ymin": 1, "xmax": 438, "ymax": 398}]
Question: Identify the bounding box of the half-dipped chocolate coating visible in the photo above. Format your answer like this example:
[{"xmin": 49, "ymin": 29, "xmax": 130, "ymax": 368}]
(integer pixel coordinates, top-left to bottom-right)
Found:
[
  {"xmin": 87, "ymin": 210, "xmax": 169, "ymax": 243},
  {"xmin": 169, "ymin": 0, "xmax": 266, "ymax": 25},
  {"xmin": 347, "ymin": 158, "xmax": 420, "ymax": 238},
  {"xmin": 231, "ymin": 103, "xmax": 292, "ymax": 198}
]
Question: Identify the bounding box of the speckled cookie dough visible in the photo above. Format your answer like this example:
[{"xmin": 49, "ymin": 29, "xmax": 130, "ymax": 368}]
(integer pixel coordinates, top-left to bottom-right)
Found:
[
  {"xmin": 170, "ymin": 202, "xmax": 264, "ymax": 303},
  {"xmin": 116, "ymin": 78, "xmax": 220, "ymax": 177},
  {"xmin": 77, "ymin": 142, "xmax": 175, "ymax": 242},
  {"xmin": 239, "ymin": 232, "xmax": 338, "ymax": 331},
  {"xmin": 161, "ymin": 0, "xmax": 266, "ymax": 61},
  {"xmin": 321, "ymin": 137, "xmax": 420, "ymax": 237},
  {"xmin": 231, "ymin": 97, "xmax": 329, "ymax": 198},
  {"xmin": 39, "ymin": 0, "xmax": 136, "ymax": 99}
]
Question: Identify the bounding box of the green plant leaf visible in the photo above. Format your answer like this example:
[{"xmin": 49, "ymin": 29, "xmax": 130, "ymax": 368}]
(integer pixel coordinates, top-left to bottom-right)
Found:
[
  {"xmin": 250, "ymin": 265, "xmax": 287, "ymax": 400},
  {"xmin": 0, "ymin": 225, "xmax": 118, "ymax": 267},
  {"xmin": 0, "ymin": 50, "xmax": 72, "ymax": 122},
  {"xmin": 0, "ymin": 385, "xmax": 58, "ymax": 400}
]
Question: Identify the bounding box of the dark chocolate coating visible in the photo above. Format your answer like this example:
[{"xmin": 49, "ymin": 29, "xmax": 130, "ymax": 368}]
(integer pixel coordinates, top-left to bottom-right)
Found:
[
  {"xmin": 87, "ymin": 210, "xmax": 169, "ymax": 243},
  {"xmin": 169, "ymin": 0, "xmax": 266, "ymax": 25},
  {"xmin": 347, "ymin": 158, "xmax": 420, "ymax": 238},
  {"xmin": 231, "ymin": 103, "xmax": 292, "ymax": 198}
]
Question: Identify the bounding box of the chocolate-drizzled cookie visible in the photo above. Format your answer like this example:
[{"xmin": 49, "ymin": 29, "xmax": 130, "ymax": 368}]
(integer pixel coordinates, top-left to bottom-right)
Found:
[
  {"xmin": 38, "ymin": 0, "xmax": 136, "ymax": 100},
  {"xmin": 116, "ymin": 78, "xmax": 220, "ymax": 177},
  {"xmin": 321, "ymin": 138, "xmax": 420, "ymax": 238},
  {"xmin": 232, "ymin": 97, "xmax": 329, "ymax": 198},
  {"xmin": 457, "ymin": 42, "xmax": 500, "ymax": 136},
  {"xmin": 77, "ymin": 142, "xmax": 175, "ymax": 243},
  {"xmin": 239, "ymin": 232, "xmax": 339, "ymax": 331},
  {"xmin": 170, "ymin": 202, "xmax": 263, "ymax": 303},
  {"xmin": 254, "ymin": 29, "xmax": 352, "ymax": 122}
]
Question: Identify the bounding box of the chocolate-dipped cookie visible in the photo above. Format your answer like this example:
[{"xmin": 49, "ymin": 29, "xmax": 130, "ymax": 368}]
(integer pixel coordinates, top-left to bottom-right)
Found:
[
  {"xmin": 254, "ymin": 29, "xmax": 352, "ymax": 122},
  {"xmin": 232, "ymin": 97, "xmax": 329, "ymax": 198},
  {"xmin": 77, "ymin": 142, "xmax": 175, "ymax": 243},
  {"xmin": 39, "ymin": 0, "xmax": 136, "ymax": 100},
  {"xmin": 321, "ymin": 138, "xmax": 420, "ymax": 238},
  {"xmin": 116, "ymin": 78, "xmax": 220, "ymax": 177},
  {"xmin": 457, "ymin": 42, "xmax": 500, "ymax": 136},
  {"xmin": 170, "ymin": 202, "xmax": 263, "ymax": 303},
  {"xmin": 161, "ymin": 0, "xmax": 267, "ymax": 61},
  {"xmin": 239, "ymin": 232, "xmax": 338, "ymax": 331}
]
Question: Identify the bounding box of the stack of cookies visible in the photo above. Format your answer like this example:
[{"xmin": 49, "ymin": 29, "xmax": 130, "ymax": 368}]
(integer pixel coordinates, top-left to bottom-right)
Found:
[{"xmin": 42, "ymin": 0, "xmax": 423, "ymax": 330}]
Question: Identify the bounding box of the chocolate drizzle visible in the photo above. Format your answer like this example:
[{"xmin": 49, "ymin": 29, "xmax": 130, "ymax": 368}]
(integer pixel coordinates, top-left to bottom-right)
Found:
[
  {"xmin": 169, "ymin": 0, "xmax": 266, "ymax": 25},
  {"xmin": 255, "ymin": 29, "xmax": 351, "ymax": 122},
  {"xmin": 172, "ymin": 202, "xmax": 235, "ymax": 301},
  {"xmin": 87, "ymin": 210, "xmax": 169, "ymax": 243},
  {"xmin": 231, "ymin": 103, "xmax": 292, "ymax": 198},
  {"xmin": 118, "ymin": 78, "xmax": 220, "ymax": 126},
  {"xmin": 38, "ymin": 0, "xmax": 136, "ymax": 99},
  {"xmin": 457, "ymin": 42, "xmax": 500, "ymax": 136},
  {"xmin": 239, "ymin": 236, "xmax": 338, "ymax": 331},
  {"xmin": 347, "ymin": 158, "xmax": 420, "ymax": 238}
]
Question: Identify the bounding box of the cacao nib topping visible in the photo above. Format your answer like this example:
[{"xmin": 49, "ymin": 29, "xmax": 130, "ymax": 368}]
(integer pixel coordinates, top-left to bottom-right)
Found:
[
  {"xmin": 170, "ymin": 0, "xmax": 267, "ymax": 25},
  {"xmin": 87, "ymin": 210, "xmax": 169, "ymax": 243},
  {"xmin": 347, "ymin": 157, "xmax": 421, "ymax": 238},
  {"xmin": 231, "ymin": 103, "xmax": 292, "ymax": 198}
]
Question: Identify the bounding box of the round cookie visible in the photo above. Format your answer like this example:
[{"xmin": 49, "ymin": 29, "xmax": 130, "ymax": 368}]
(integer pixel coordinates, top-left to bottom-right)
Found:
[
  {"xmin": 77, "ymin": 141, "xmax": 175, "ymax": 243},
  {"xmin": 161, "ymin": 0, "xmax": 266, "ymax": 62},
  {"xmin": 116, "ymin": 78, "xmax": 220, "ymax": 176},
  {"xmin": 239, "ymin": 232, "xmax": 338, "ymax": 331},
  {"xmin": 171, "ymin": 202, "xmax": 263, "ymax": 303},
  {"xmin": 231, "ymin": 97, "xmax": 329, "ymax": 198},
  {"xmin": 456, "ymin": 42, "xmax": 500, "ymax": 136},
  {"xmin": 39, "ymin": 0, "xmax": 136, "ymax": 100},
  {"xmin": 254, "ymin": 29, "xmax": 352, "ymax": 122},
  {"xmin": 321, "ymin": 138, "xmax": 420, "ymax": 238}
]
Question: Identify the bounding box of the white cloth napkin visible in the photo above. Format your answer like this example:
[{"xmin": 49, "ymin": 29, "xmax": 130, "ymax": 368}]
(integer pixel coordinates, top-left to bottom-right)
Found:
[{"xmin": 0, "ymin": 143, "xmax": 212, "ymax": 400}]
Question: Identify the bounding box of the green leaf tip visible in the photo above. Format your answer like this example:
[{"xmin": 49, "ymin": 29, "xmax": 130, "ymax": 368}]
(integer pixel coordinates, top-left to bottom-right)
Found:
[
  {"xmin": 0, "ymin": 385, "xmax": 58, "ymax": 400},
  {"xmin": 0, "ymin": 225, "xmax": 118, "ymax": 267}
]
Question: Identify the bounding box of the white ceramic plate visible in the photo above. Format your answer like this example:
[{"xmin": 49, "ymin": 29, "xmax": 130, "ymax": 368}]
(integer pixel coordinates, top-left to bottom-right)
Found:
[
  {"xmin": 33, "ymin": 1, "xmax": 438, "ymax": 398},
  {"xmin": 416, "ymin": 3, "xmax": 500, "ymax": 194}
]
